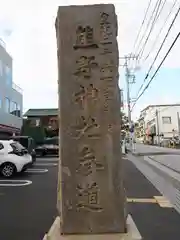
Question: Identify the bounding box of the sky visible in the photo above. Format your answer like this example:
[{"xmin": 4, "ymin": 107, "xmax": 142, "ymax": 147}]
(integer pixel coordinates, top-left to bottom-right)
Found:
[{"xmin": 0, "ymin": 0, "xmax": 180, "ymax": 120}]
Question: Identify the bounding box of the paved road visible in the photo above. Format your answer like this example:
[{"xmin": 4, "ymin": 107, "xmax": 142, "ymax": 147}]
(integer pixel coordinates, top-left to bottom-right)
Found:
[
  {"xmin": 149, "ymin": 155, "xmax": 180, "ymax": 173},
  {"xmin": 133, "ymin": 143, "xmax": 180, "ymax": 155},
  {"xmin": 125, "ymin": 157, "xmax": 180, "ymax": 240},
  {"xmin": 0, "ymin": 157, "xmax": 58, "ymax": 240},
  {"xmin": 135, "ymin": 144, "xmax": 180, "ymax": 175}
]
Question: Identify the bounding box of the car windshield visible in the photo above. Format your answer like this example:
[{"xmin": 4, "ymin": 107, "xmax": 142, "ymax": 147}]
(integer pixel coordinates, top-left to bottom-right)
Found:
[{"xmin": 10, "ymin": 141, "xmax": 25, "ymax": 151}]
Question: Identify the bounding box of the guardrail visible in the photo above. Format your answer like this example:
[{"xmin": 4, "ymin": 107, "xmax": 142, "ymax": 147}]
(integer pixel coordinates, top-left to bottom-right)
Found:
[{"xmin": 12, "ymin": 82, "xmax": 23, "ymax": 94}]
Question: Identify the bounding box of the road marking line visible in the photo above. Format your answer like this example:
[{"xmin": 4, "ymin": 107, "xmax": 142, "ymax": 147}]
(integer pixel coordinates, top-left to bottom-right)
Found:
[
  {"xmin": 154, "ymin": 196, "xmax": 172, "ymax": 208},
  {"xmin": 37, "ymin": 159, "xmax": 58, "ymax": 162},
  {"xmin": 35, "ymin": 163, "xmax": 58, "ymax": 166},
  {"xmin": 127, "ymin": 198, "xmax": 157, "ymax": 203},
  {"xmin": 0, "ymin": 180, "xmax": 32, "ymax": 187},
  {"xmin": 26, "ymin": 168, "xmax": 48, "ymax": 173},
  {"xmin": 127, "ymin": 196, "xmax": 173, "ymax": 208}
]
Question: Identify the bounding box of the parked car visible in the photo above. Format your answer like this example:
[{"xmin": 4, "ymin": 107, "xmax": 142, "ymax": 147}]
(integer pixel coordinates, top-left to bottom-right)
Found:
[
  {"xmin": 10, "ymin": 136, "xmax": 36, "ymax": 163},
  {"xmin": 0, "ymin": 140, "xmax": 33, "ymax": 178},
  {"xmin": 35, "ymin": 137, "xmax": 59, "ymax": 157}
]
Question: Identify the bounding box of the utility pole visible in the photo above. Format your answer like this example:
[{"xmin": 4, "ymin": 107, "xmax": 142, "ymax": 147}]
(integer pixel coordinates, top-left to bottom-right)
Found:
[
  {"xmin": 156, "ymin": 110, "xmax": 160, "ymax": 145},
  {"xmin": 119, "ymin": 54, "xmax": 138, "ymax": 151},
  {"xmin": 177, "ymin": 112, "xmax": 180, "ymax": 138}
]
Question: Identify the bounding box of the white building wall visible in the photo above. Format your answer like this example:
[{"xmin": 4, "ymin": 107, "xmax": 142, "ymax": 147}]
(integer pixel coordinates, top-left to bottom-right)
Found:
[
  {"xmin": 143, "ymin": 105, "xmax": 180, "ymax": 139},
  {"xmin": 158, "ymin": 106, "xmax": 180, "ymax": 138}
]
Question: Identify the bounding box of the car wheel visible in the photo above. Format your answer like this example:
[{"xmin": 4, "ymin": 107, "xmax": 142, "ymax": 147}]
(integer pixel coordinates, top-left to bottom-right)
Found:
[{"xmin": 0, "ymin": 163, "xmax": 16, "ymax": 178}]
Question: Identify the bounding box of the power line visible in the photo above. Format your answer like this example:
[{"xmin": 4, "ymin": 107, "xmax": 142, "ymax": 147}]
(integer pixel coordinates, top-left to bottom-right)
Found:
[
  {"xmin": 143, "ymin": 3, "xmax": 180, "ymax": 81},
  {"xmin": 131, "ymin": 31, "xmax": 180, "ymax": 112},
  {"xmin": 144, "ymin": 0, "xmax": 178, "ymax": 62},
  {"xmin": 134, "ymin": 2, "xmax": 180, "ymax": 98},
  {"xmin": 129, "ymin": 0, "xmax": 152, "ymax": 71},
  {"xmin": 132, "ymin": 0, "xmax": 153, "ymax": 54},
  {"xmin": 134, "ymin": 0, "xmax": 161, "ymax": 56},
  {"xmin": 138, "ymin": 0, "xmax": 166, "ymax": 61}
]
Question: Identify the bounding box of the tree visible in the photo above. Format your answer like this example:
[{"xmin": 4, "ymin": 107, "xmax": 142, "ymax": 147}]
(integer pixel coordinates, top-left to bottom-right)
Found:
[{"xmin": 121, "ymin": 111, "xmax": 129, "ymax": 131}]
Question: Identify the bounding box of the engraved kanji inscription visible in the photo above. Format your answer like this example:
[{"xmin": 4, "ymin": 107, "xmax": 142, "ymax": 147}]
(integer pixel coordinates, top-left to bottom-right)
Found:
[
  {"xmin": 72, "ymin": 116, "xmax": 100, "ymax": 139},
  {"xmin": 76, "ymin": 145, "xmax": 104, "ymax": 176},
  {"xmin": 76, "ymin": 182, "xmax": 103, "ymax": 212},
  {"xmin": 74, "ymin": 26, "xmax": 98, "ymax": 49},
  {"xmin": 103, "ymin": 87, "xmax": 114, "ymax": 112},
  {"xmin": 74, "ymin": 56, "xmax": 98, "ymax": 78},
  {"xmin": 100, "ymin": 12, "xmax": 113, "ymax": 44},
  {"xmin": 100, "ymin": 60, "xmax": 114, "ymax": 79},
  {"xmin": 74, "ymin": 84, "xmax": 98, "ymax": 109},
  {"xmin": 100, "ymin": 46, "xmax": 112, "ymax": 55}
]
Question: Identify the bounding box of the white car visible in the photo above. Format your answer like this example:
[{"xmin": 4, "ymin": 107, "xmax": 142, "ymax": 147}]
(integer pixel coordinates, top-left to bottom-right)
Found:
[{"xmin": 0, "ymin": 140, "xmax": 33, "ymax": 178}]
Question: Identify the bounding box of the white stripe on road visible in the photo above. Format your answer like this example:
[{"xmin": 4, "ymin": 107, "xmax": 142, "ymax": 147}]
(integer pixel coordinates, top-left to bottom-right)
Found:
[
  {"xmin": 26, "ymin": 168, "xmax": 48, "ymax": 173},
  {"xmin": 37, "ymin": 159, "xmax": 58, "ymax": 162},
  {"xmin": 0, "ymin": 180, "xmax": 32, "ymax": 187},
  {"xmin": 35, "ymin": 163, "xmax": 58, "ymax": 166}
]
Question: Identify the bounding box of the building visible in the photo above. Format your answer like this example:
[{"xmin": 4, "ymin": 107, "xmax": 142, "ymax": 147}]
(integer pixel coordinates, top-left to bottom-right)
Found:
[
  {"xmin": 0, "ymin": 41, "xmax": 23, "ymax": 137},
  {"xmin": 23, "ymin": 108, "xmax": 59, "ymax": 137},
  {"xmin": 137, "ymin": 104, "xmax": 180, "ymax": 144}
]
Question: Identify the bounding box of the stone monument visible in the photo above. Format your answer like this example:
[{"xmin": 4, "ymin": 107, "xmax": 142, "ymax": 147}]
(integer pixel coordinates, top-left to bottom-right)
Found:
[
  {"xmin": 42, "ymin": 3, "xmax": 141, "ymax": 240},
  {"xmin": 56, "ymin": 3, "xmax": 126, "ymax": 234}
]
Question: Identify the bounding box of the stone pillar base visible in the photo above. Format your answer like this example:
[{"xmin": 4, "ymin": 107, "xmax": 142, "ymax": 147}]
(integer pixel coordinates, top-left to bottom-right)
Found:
[{"xmin": 43, "ymin": 215, "xmax": 142, "ymax": 240}]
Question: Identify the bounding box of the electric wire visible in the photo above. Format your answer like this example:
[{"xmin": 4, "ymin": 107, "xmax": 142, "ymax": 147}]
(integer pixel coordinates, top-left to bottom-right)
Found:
[
  {"xmin": 143, "ymin": 3, "xmax": 180, "ymax": 81},
  {"xmin": 144, "ymin": 0, "xmax": 178, "ymax": 62},
  {"xmin": 132, "ymin": 0, "xmax": 153, "ymax": 55},
  {"xmin": 131, "ymin": 31, "xmax": 180, "ymax": 112},
  {"xmin": 134, "ymin": 2, "xmax": 180, "ymax": 100},
  {"xmin": 134, "ymin": 0, "xmax": 161, "ymax": 56},
  {"xmin": 137, "ymin": 0, "xmax": 166, "ymax": 62}
]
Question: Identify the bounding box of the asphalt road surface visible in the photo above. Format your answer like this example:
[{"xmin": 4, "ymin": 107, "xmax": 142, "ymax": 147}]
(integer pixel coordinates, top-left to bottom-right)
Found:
[
  {"xmin": 0, "ymin": 157, "xmax": 58, "ymax": 240},
  {"xmin": 125, "ymin": 157, "xmax": 180, "ymax": 240}
]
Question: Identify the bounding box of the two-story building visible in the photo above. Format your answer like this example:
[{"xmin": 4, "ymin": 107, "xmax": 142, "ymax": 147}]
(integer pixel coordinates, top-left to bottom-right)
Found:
[
  {"xmin": 139, "ymin": 104, "xmax": 180, "ymax": 144},
  {"xmin": 0, "ymin": 40, "xmax": 23, "ymax": 137}
]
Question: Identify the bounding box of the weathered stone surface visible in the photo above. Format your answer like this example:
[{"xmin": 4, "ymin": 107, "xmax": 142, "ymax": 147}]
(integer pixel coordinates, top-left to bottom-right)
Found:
[{"xmin": 56, "ymin": 4, "xmax": 126, "ymax": 235}]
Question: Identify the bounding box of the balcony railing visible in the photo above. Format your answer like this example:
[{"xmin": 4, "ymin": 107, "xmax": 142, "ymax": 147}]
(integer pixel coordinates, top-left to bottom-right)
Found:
[{"xmin": 12, "ymin": 82, "xmax": 23, "ymax": 94}]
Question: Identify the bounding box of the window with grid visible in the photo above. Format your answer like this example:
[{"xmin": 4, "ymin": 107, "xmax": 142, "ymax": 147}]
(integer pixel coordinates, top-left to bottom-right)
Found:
[{"xmin": 162, "ymin": 116, "xmax": 171, "ymax": 124}]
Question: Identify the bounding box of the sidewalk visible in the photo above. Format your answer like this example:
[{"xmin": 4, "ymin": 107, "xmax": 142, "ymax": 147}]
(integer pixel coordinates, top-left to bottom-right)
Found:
[{"xmin": 125, "ymin": 155, "xmax": 180, "ymax": 240}]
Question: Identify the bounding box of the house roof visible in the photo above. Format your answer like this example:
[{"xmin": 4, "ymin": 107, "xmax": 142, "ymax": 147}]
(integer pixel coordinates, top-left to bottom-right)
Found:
[
  {"xmin": 24, "ymin": 108, "xmax": 58, "ymax": 117},
  {"xmin": 141, "ymin": 104, "xmax": 180, "ymax": 113}
]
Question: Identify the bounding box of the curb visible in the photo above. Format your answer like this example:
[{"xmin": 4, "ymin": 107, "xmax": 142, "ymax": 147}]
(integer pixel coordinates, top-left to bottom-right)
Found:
[{"xmin": 141, "ymin": 156, "xmax": 180, "ymax": 190}]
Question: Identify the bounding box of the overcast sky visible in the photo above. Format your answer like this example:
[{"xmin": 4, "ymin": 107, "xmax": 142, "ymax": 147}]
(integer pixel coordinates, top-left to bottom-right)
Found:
[{"xmin": 0, "ymin": 0, "xmax": 179, "ymax": 119}]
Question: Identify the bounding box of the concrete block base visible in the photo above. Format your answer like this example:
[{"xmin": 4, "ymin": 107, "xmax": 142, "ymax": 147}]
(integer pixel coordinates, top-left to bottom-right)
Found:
[{"xmin": 43, "ymin": 215, "xmax": 142, "ymax": 240}]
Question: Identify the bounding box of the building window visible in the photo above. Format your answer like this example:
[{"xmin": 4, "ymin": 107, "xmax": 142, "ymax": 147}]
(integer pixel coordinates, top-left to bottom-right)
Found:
[
  {"xmin": 5, "ymin": 65, "xmax": 12, "ymax": 86},
  {"xmin": 0, "ymin": 60, "xmax": 2, "ymax": 77},
  {"xmin": 16, "ymin": 104, "xmax": 21, "ymax": 117},
  {"xmin": 10, "ymin": 101, "xmax": 17, "ymax": 116},
  {"xmin": 5, "ymin": 97, "xmax": 10, "ymax": 113},
  {"xmin": 35, "ymin": 119, "xmax": 40, "ymax": 126},
  {"xmin": 162, "ymin": 116, "xmax": 171, "ymax": 124}
]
